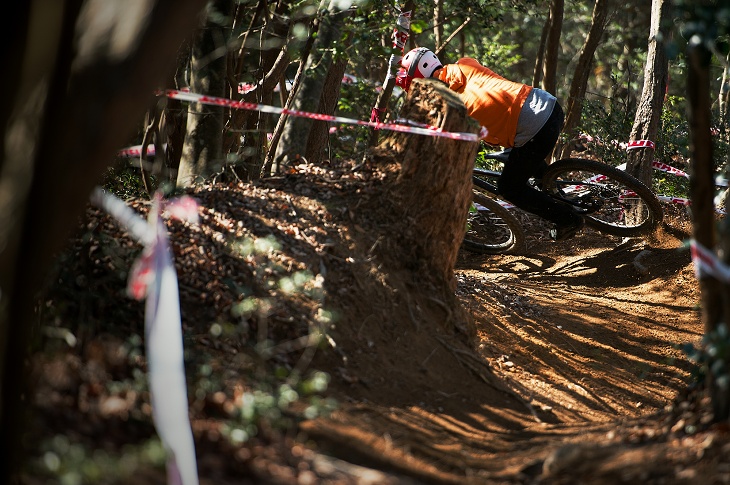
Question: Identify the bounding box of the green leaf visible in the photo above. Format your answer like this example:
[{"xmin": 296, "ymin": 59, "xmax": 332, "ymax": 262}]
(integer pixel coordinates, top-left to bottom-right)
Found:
[{"xmin": 410, "ymin": 20, "xmax": 428, "ymax": 35}]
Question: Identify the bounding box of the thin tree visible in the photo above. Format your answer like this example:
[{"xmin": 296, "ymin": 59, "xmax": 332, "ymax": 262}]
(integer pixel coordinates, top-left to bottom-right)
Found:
[
  {"xmin": 224, "ymin": 0, "xmax": 292, "ymax": 180},
  {"xmin": 558, "ymin": 0, "xmax": 610, "ymax": 159},
  {"xmin": 262, "ymin": 20, "xmax": 319, "ymax": 177},
  {"xmin": 687, "ymin": 36, "xmax": 730, "ymax": 421},
  {"xmin": 270, "ymin": 0, "xmax": 350, "ymax": 173},
  {"xmin": 625, "ymin": 0, "xmax": 670, "ymax": 187},
  {"xmin": 541, "ymin": 0, "xmax": 564, "ymax": 95},
  {"xmin": 677, "ymin": 0, "xmax": 730, "ymax": 421},
  {"xmin": 305, "ymin": 50, "xmax": 350, "ymax": 164},
  {"xmin": 532, "ymin": 14, "xmax": 549, "ymax": 88},
  {"xmin": 177, "ymin": 0, "xmax": 231, "ymax": 188},
  {"xmin": 434, "ymin": 16, "xmax": 472, "ymax": 58},
  {"xmin": 719, "ymin": 53, "xmax": 730, "ymax": 139},
  {"xmin": 364, "ymin": 1, "xmax": 415, "ymax": 155},
  {"xmin": 434, "ymin": 0, "xmax": 444, "ymax": 49}
]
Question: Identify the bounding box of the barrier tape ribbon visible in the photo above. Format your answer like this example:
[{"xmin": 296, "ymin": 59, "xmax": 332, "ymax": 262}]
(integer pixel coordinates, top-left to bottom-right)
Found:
[
  {"xmin": 91, "ymin": 188, "xmax": 200, "ymax": 485},
  {"xmin": 119, "ymin": 144, "xmax": 160, "ymax": 157},
  {"xmin": 617, "ymin": 161, "xmax": 690, "ymax": 179},
  {"xmin": 657, "ymin": 194, "xmax": 691, "ymax": 207},
  {"xmin": 691, "ymin": 240, "xmax": 730, "ymax": 282},
  {"xmin": 613, "ymin": 162, "xmax": 727, "ymax": 212},
  {"xmin": 652, "ymin": 160, "xmax": 689, "ymax": 179},
  {"xmin": 627, "ymin": 140, "xmax": 656, "ymax": 150},
  {"xmin": 163, "ymin": 89, "xmax": 482, "ymax": 142},
  {"xmin": 656, "ymin": 195, "xmax": 726, "ymax": 214}
]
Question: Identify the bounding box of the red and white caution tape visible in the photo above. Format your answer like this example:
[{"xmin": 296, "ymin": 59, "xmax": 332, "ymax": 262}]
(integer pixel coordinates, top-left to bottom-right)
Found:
[
  {"xmin": 614, "ymin": 161, "xmax": 728, "ymax": 212},
  {"xmin": 616, "ymin": 161, "xmax": 689, "ymax": 179},
  {"xmin": 239, "ymin": 74, "xmax": 368, "ymax": 95},
  {"xmin": 118, "ymin": 144, "xmax": 158, "ymax": 158},
  {"xmin": 657, "ymin": 194, "xmax": 691, "ymax": 207},
  {"xmin": 164, "ymin": 89, "xmax": 480, "ymax": 142},
  {"xmin": 657, "ymin": 195, "xmax": 726, "ymax": 214},
  {"xmin": 691, "ymin": 239, "xmax": 730, "ymax": 282},
  {"xmin": 626, "ymin": 139, "xmax": 656, "ymax": 150},
  {"xmin": 91, "ymin": 188, "xmax": 199, "ymax": 485},
  {"xmin": 652, "ymin": 160, "xmax": 689, "ymax": 179},
  {"xmin": 474, "ymin": 199, "xmax": 515, "ymax": 211}
]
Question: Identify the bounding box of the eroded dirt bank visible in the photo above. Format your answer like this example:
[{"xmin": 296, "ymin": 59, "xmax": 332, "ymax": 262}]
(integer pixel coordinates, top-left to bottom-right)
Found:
[{"xmin": 25, "ymin": 159, "xmax": 719, "ymax": 484}]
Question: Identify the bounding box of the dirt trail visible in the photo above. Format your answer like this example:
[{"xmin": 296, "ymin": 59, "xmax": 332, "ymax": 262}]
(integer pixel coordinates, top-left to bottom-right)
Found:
[
  {"xmin": 460, "ymin": 232, "xmax": 699, "ymax": 424},
  {"xmin": 26, "ymin": 162, "xmax": 716, "ymax": 484},
  {"xmin": 304, "ymin": 217, "xmax": 704, "ymax": 484}
]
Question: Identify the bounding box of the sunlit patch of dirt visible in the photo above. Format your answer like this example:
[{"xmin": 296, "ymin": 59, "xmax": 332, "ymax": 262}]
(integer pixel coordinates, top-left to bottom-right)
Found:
[{"xmin": 25, "ymin": 158, "xmax": 727, "ymax": 485}]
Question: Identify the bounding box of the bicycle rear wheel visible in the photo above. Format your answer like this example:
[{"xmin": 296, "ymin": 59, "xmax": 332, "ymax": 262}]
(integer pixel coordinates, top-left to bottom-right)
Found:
[
  {"xmin": 541, "ymin": 158, "xmax": 663, "ymax": 237},
  {"xmin": 462, "ymin": 188, "xmax": 526, "ymax": 254}
]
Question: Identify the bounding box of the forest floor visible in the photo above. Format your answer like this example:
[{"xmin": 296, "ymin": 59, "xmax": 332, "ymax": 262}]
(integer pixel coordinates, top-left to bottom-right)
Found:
[{"xmin": 22, "ymin": 152, "xmax": 730, "ymax": 485}]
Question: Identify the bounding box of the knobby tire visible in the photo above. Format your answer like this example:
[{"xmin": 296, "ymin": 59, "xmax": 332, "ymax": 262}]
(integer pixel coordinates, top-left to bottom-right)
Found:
[
  {"xmin": 462, "ymin": 188, "xmax": 526, "ymax": 255},
  {"xmin": 542, "ymin": 158, "xmax": 663, "ymax": 237}
]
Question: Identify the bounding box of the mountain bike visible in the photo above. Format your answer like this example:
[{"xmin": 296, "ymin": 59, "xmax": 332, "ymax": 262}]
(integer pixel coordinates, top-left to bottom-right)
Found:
[{"xmin": 463, "ymin": 150, "xmax": 664, "ymax": 254}]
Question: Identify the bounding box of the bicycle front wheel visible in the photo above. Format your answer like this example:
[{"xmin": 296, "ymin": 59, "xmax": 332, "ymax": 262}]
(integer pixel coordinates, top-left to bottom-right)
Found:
[
  {"xmin": 462, "ymin": 189, "xmax": 526, "ymax": 254},
  {"xmin": 542, "ymin": 158, "xmax": 663, "ymax": 237}
]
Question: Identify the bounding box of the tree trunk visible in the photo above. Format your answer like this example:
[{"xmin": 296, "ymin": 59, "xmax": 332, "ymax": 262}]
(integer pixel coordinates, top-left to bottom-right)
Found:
[
  {"xmin": 377, "ymin": 79, "xmax": 479, "ymax": 291},
  {"xmin": 719, "ymin": 54, "xmax": 730, "ymax": 139},
  {"xmin": 270, "ymin": 1, "xmax": 349, "ymax": 172},
  {"xmin": 434, "ymin": 0, "xmax": 444, "ymax": 49},
  {"xmin": 687, "ymin": 39, "xmax": 730, "ymax": 421},
  {"xmin": 625, "ymin": 0, "xmax": 669, "ymax": 187},
  {"xmin": 229, "ymin": 0, "xmax": 267, "ymax": 94},
  {"xmin": 558, "ymin": 0, "xmax": 610, "ymax": 159},
  {"xmin": 235, "ymin": 5, "xmax": 291, "ymax": 180},
  {"xmin": 542, "ymin": 0, "xmax": 564, "ymax": 95},
  {"xmin": 0, "ymin": 2, "xmax": 32, "ymax": 175},
  {"xmin": 434, "ymin": 16, "xmax": 471, "ymax": 59},
  {"xmin": 262, "ymin": 26, "xmax": 318, "ymax": 177},
  {"xmin": 163, "ymin": 39, "xmax": 193, "ymax": 185},
  {"xmin": 225, "ymin": 0, "xmax": 292, "ymax": 179},
  {"xmin": 533, "ymin": 13, "xmax": 549, "ymax": 88},
  {"xmin": 177, "ymin": 0, "xmax": 230, "ymax": 188},
  {"xmin": 305, "ymin": 55, "xmax": 349, "ymax": 164},
  {"xmin": 0, "ymin": 1, "xmax": 210, "ymax": 481},
  {"xmin": 224, "ymin": 47, "xmax": 291, "ymax": 159}
]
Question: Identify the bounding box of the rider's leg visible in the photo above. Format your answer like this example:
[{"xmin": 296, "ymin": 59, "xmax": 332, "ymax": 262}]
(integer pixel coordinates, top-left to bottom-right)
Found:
[{"xmin": 497, "ymin": 103, "xmax": 583, "ymax": 230}]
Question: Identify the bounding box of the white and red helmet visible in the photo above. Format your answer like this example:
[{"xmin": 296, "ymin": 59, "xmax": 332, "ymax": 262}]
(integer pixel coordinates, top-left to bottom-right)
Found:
[{"xmin": 396, "ymin": 47, "xmax": 442, "ymax": 91}]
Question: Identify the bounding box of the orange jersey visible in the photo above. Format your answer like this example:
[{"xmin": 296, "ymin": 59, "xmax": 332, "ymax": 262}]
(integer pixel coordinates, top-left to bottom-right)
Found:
[{"xmin": 437, "ymin": 58, "xmax": 532, "ymax": 147}]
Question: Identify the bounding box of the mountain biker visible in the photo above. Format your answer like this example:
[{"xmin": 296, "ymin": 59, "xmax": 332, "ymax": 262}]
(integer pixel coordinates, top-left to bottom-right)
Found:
[{"xmin": 396, "ymin": 47, "xmax": 585, "ymax": 241}]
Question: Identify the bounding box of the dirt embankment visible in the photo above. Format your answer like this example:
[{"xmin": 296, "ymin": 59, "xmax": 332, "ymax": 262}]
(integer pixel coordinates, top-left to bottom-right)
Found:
[{"xmin": 25, "ymin": 149, "xmax": 720, "ymax": 485}]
